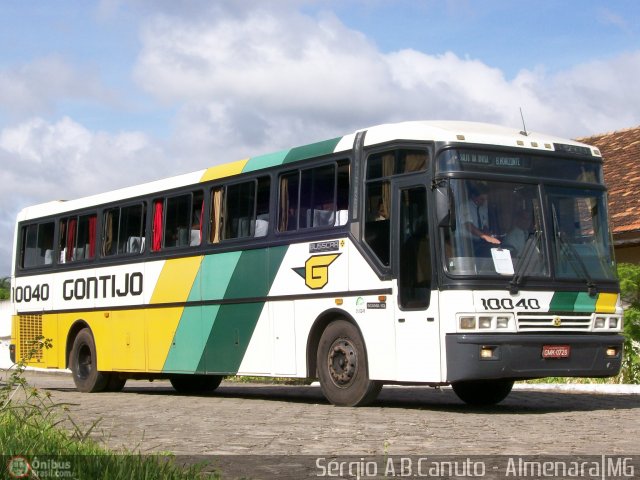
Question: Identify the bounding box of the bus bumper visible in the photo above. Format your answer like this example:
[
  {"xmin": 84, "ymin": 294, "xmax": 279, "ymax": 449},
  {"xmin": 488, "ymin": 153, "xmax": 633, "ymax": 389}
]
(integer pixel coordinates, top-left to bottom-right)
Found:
[{"xmin": 445, "ymin": 333, "xmax": 624, "ymax": 382}]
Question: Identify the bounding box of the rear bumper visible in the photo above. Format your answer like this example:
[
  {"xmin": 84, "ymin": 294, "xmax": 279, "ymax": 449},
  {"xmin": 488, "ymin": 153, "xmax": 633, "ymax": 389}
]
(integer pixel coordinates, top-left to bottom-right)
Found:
[{"xmin": 446, "ymin": 333, "xmax": 624, "ymax": 382}]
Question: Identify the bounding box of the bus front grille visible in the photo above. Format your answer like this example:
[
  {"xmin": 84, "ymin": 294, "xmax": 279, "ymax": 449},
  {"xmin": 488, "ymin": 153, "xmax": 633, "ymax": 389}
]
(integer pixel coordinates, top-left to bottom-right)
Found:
[
  {"xmin": 18, "ymin": 314, "xmax": 43, "ymax": 362},
  {"xmin": 516, "ymin": 313, "xmax": 592, "ymax": 332}
]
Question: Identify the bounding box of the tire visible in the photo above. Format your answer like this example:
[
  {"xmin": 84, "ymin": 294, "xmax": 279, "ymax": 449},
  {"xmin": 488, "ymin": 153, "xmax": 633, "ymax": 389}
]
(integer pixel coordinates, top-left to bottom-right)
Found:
[
  {"xmin": 451, "ymin": 379, "xmax": 514, "ymax": 406},
  {"xmin": 170, "ymin": 374, "xmax": 223, "ymax": 394},
  {"xmin": 69, "ymin": 328, "xmax": 109, "ymax": 393},
  {"xmin": 317, "ymin": 319, "xmax": 382, "ymax": 407},
  {"xmin": 104, "ymin": 374, "xmax": 127, "ymax": 392}
]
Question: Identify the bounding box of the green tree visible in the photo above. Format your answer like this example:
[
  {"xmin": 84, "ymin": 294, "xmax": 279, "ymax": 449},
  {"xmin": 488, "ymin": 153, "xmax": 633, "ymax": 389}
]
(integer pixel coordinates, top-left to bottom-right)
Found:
[
  {"xmin": 618, "ymin": 263, "xmax": 640, "ymax": 383},
  {"xmin": 0, "ymin": 277, "xmax": 9, "ymax": 301}
]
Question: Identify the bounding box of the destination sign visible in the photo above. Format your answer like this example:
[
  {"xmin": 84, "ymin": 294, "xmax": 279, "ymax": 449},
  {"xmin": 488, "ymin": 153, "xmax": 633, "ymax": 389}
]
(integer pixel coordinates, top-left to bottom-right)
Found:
[{"xmin": 458, "ymin": 152, "xmax": 531, "ymax": 169}]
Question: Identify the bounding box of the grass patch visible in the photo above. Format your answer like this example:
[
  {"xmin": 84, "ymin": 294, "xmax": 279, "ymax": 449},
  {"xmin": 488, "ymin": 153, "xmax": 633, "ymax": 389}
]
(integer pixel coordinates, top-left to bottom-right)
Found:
[{"xmin": 1, "ymin": 338, "xmax": 214, "ymax": 479}]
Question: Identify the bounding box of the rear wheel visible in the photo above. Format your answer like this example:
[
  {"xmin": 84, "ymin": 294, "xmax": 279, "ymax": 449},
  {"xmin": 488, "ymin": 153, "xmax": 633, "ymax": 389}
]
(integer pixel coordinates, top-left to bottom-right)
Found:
[
  {"xmin": 104, "ymin": 374, "xmax": 127, "ymax": 392},
  {"xmin": 170, "ymin": 374, "xmax": 223, "ymax": 394},
  {"xmin": 69, "ymin": 328, "xmax": 109, "ymax": 393},
  {"xmin": 451, "ymin": 379, "xmax": 514, "ymax": 406},
  {"xmin": 317, "ymin": 319, "xmax": 382, "ymax": 407}
]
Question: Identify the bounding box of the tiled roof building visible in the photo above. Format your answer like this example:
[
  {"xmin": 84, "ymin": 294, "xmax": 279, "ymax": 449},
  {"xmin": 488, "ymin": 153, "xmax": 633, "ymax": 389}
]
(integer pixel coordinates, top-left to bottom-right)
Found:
[{"xmin": 578, "ymin": 126, "xmax": 640, "ymax": 263}]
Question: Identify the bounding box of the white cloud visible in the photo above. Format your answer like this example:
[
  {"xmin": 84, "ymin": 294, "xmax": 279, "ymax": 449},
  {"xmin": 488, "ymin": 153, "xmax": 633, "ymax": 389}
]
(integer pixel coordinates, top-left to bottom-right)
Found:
[
  {"xmin": 0, "ymin": 117, "xmax": 166, "ymax": 274},
  {"xmin": 133, "ymin": 5, "xmax": 640, "ymax": 153},
  {"xmin": 0, "ymin": 56, "xmax": 113, "ymax": 121}
]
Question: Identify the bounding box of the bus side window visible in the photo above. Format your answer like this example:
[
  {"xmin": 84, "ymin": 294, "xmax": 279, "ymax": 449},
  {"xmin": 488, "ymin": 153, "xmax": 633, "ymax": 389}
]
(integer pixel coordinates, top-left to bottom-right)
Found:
[
  {"xmin": 255, "ymin": 177, "xmax": 270, "ymax": 237},
  {"xmin": 225, "ymin": 181, "xmax": 256, "ymax": 239},
  {"xmin": 164, "ymin": 194, "xmax": 191, "ymax": 248},
  {"xmin": 58, "ymin": 214, "xmax": 96, "ymax": 263},
  {"xmin": 300, "ymin": 164, "xmax": 335, "ymax": 228},
  {"xmin": 20, "ymin": 221, "xmax": 55, "ymax": 268},
  {"xmin": 190, "ymin": 191, "xmax": 204, "ymax": 246},
  {"xmin": 277, "ymin": 160, "xmax": 348, "ymax": 232},
  {"xmin": 102, "ymin": 204, "xmax": 146, "ymax": 256},
  {"xmin": 162, "ymin": 191, "xmax": 202, "ymax": 249},
  {"xmin": 364, "ymin": 181, "xmax": 390, "ymax": 266},
  {"xmin": 278, "ymin": 172, "xmax": 299, "ymax": 232}
]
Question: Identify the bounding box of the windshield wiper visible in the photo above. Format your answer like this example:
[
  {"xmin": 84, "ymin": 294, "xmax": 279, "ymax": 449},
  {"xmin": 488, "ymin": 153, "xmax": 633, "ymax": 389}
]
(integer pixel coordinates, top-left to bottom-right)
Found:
[
  {"xmin": 552, "ymin": 205, "xmax": 597, "ymax": 297},
  {"xmin": 509, "ymin": 230, "xmax": 541, "ymax": 295}
]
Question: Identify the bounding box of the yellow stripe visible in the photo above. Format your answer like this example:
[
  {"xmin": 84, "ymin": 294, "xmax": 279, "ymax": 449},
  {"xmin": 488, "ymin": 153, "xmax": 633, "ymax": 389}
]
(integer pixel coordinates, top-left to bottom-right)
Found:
[
  {"xmin": 150, "ymin": 256, "xmax": 203, "ymax": 304},
  {"xmin": 146, "ymin": 307, "xmax": 186, "ymax": 371},
  {"xmin": 147, "ymin": 256, "xmax": 204, "ymax": 371},
  {"xmin": 595, "ymin": 292, "xmax": 618, "ymax": 313},
  {"xmin": 200, "ymin": 159, "xmax": 248, "ymax": 182}
]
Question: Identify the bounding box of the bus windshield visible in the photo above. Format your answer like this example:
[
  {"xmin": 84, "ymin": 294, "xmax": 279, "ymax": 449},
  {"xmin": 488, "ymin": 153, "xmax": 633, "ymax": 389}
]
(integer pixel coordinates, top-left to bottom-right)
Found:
[
  {"xmin": 441, "ymin": 179, "xmax": 616, "ymax": 281},
  {"xmin": 548, "ymin": 186, "xmax": 616, "ymax": 281}
]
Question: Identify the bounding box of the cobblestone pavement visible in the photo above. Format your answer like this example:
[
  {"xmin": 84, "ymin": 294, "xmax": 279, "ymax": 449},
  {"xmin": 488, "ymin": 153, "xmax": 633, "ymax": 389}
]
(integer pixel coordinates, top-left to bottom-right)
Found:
[{"xmin": 17, "ymin": 371, "xmax": 640, "ymax": 458}]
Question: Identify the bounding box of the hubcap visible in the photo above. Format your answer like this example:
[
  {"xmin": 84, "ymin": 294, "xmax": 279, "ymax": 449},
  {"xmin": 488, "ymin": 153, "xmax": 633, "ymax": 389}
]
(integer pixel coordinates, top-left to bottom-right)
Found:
[{"xmin": 327, "ymin": 338, "xmax": 357, "ymax": 387}]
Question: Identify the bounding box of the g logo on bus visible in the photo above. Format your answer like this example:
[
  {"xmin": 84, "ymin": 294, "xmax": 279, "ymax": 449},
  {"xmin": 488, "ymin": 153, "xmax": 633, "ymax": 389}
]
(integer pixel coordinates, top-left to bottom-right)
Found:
[
  {"xmin": 293, "ymin": 253, "xmax": 341, "ymax": 290},
  {"xmin": 553, "ymin": 316, "xmax": 562, "ymax": 327}
]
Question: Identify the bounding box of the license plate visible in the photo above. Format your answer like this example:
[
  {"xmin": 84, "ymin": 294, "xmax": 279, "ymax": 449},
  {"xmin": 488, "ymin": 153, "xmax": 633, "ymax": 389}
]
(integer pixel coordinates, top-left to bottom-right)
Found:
[{"xmin": 542, "ymin": 345, "xmax": 571, "ymax": 358}]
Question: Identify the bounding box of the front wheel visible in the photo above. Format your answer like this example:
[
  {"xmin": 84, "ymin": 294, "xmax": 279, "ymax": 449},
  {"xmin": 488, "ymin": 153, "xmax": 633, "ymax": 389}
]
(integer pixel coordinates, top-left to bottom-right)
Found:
[
  {"xmin": 317, "ymin": 319, "xmax": 382, "ymax": 407},
  {"xmin": 69, "ymin": 328, "xmax": 109, "ymax": 393},
  {"xmin": 451, "ymin": 379, "xmax": 514, "ymax": 406}
]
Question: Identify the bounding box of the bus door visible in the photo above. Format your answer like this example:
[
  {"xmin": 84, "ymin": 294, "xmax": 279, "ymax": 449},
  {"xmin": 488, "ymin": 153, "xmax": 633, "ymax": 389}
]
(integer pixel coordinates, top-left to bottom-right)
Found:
[{"xmin": 392, "ymin": 180, "xmax": 441, "ymax": 382}]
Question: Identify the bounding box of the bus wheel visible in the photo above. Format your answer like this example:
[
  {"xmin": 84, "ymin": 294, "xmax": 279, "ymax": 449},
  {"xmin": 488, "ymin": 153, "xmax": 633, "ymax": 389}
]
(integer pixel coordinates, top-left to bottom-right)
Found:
[
  {"xmin": 170, "ymin": 374, "xmax": 223, "ymax": 394},
  {"xmin": 317, "ymin": 319, "xmax": 382, "ymax": 407},
  {"xmin": 69, "ymin": 328, "xmax": 109, "ymax": 393},
  {"xmin": 451, "ymin": 379, "xmax": 514, "ymax": 406},
  {"xmin": 104, "ymin": 374, "xmax": 127, "ymax": 392}
]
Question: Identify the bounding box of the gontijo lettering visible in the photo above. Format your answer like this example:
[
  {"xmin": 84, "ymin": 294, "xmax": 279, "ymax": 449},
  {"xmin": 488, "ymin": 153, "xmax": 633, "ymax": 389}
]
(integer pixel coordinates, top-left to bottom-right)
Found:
[{"xmin": 62, "ymin": 272, "xmax": 143, "ymax": 300}]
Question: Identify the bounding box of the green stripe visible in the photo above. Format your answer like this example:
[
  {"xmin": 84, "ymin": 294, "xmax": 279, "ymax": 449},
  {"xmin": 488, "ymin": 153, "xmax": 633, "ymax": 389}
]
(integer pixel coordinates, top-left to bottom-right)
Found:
[
  {"xmin": 242, "ymin": 136, "xmax": 343, "ymax": 173},
  {"xmin": 163, "ymin": 305, "xmax": 217, "ymax": 373},
  {"xmin": 242, "ymin": 150, "xmax": 289, "ymax": 173},
  {"xmin": 283, "ymin": 137, "xmax": 342, "ymax": 164},
  {"xmin": 197, "ymin": 245, "xmax": 289, "ymax": 374},
  {"xmin": 573, "ymin": 292, "xmax": 597, "ymax": 312},
  {"xmin": 162, "ymin": 251, "xmax": 243, "ymax": 373},
  {"xmin": 162, "ymin": 244, "xmax": 290, "ymax": 374},
  {"xmin": 549, "ymin": 292, "xmax": 579, "ymax": 312}
]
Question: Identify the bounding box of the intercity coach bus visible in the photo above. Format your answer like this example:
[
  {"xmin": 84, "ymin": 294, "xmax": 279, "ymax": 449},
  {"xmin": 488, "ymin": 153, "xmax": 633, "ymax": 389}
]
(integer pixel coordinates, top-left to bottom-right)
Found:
[{"xmin": 10, "ymin": 121, "xmax": 624, "ymax": 406}]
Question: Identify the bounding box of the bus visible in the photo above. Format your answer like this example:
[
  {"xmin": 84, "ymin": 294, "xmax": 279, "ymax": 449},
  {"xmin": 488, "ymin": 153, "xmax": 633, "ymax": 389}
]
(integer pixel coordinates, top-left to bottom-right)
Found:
[{"xmin": 9, "ymin": 121, "xmax": 624, "ymax": 406}]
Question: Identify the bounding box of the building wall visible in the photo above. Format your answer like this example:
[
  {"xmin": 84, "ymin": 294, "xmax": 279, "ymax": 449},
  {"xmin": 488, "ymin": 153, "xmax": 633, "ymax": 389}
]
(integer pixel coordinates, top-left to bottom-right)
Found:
[
  {"xmin": 615, "ymin": 245, "xmax": 640, "ymax": 265},
  {"xmin": 0, "ymin": 300, "xmax": 11, "ymax": 337}
]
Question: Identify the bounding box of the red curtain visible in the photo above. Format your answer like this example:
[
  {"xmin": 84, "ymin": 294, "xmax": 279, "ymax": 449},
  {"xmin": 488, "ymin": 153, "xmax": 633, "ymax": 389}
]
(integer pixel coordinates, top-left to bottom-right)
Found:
[
  {"xmin": 66, "ymin": 218, "xmax": 77, "ymax": 262},
  {"xmin": 152, "ymin": 200, "xmax": 163, "ymax": 251},
  {"xmin": 88, "ymin": 215, "xmax": 97, "ymax": 259}
]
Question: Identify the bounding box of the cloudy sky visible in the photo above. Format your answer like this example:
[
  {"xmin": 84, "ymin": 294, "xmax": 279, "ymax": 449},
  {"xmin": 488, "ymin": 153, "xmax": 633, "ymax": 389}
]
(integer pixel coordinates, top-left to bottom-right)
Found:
[{"xmin": 1, "ymin": 0, "xmax": 639, "ymax": 275}]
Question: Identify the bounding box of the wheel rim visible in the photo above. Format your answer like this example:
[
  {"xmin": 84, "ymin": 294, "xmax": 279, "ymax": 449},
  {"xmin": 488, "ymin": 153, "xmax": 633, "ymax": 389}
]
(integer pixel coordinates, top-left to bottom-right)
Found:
[
  {"xmin": 327, "ymin": 337, "xmax": 358, "ymax": 388},
  {"xmin": 77, "ymin": 344, "xmax": 92, "ymax": 380}
]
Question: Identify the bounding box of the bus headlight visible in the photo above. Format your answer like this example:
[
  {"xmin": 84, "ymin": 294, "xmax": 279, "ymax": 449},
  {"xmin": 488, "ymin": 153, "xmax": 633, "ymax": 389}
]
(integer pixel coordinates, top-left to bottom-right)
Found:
[
  {"xmin": 479, "ymin": 317, "xmax": 492, "ymax": 329},
  {"xmin": 457, "ymin": 314, "xmax": 515, "ymax": 332},
  {"xmin": 592, "ymin": 315, "xmax": 622, "ymax": 331},
  {"xmin": 460, "ymin": 316, "xmax": 476, "ymax": 330},
  {"xmin": 496, "ymin": 316, "xmax": 511, "ymax": 329}
]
